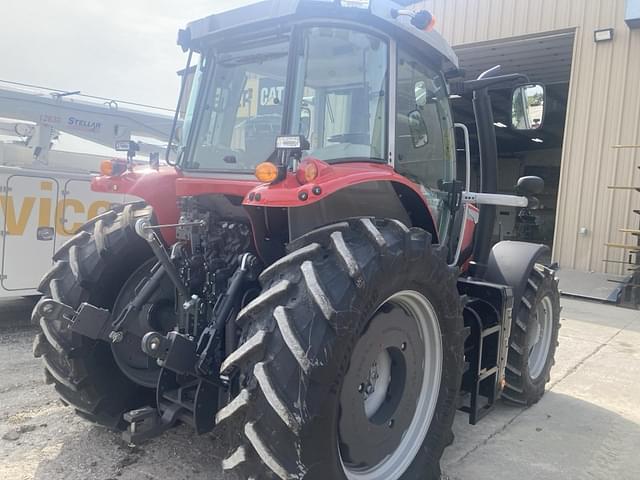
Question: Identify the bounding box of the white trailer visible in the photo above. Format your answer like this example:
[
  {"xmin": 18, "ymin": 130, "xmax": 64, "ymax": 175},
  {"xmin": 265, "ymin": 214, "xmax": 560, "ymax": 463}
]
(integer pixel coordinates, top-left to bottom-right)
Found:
[{"xmin": 0, "ymin": 81, "xmax": 177, "ymax": 297}]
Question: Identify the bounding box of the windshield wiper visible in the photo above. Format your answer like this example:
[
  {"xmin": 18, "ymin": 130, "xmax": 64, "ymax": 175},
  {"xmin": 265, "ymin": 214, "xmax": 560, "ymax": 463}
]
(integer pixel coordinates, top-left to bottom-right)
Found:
[{"xmin": 219, "ymin": 51, "xmax": 288, "ymax": 67}]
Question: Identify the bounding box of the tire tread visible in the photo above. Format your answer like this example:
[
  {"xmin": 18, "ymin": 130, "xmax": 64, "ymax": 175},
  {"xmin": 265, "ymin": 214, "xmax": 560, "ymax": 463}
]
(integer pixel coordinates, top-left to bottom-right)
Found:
[
  {"xmin": 32, "ymin": 202, "xmax": 155, "ymax": 429},
  {"xmin": 223, "ymin": 218, "xmax": 463, "ymax": 480}
]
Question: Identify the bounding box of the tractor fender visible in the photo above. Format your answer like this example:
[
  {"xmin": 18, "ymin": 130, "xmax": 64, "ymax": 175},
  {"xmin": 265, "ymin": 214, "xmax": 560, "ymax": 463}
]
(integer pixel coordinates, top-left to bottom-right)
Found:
[
  {"xmin": 92, "ymin": 167, "xmax": 181, "ymax": 244},
  {"xmin": 245, "ymin": 179, "xmax": 439, "ymax": 265},
  {"xmin": 244, "ymin": 161, "xmax": 432, "ymax": 212},
  {"xmin": 243, "ymin": 160, "xmax": 439, "ymax": 242},
  {"xmin": 484, "ymin": 241, "xmax": 550, "ymax": 307}
]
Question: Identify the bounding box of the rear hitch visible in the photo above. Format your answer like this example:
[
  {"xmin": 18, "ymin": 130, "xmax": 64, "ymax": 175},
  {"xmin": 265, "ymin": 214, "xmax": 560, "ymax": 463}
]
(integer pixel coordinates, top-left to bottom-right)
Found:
[
  {"xmin": 139, "ymin": 252, "xmax": 258, "ymax": 379},
  {"xmin": 123, "ymin": 368, "xmax": 218, "ymax": 444},
  {"xmin": 102, "ymin": 217, "xmax": 195, "ymax": 343},
  {"xmin": 134, "ymin": 217, "xmax": 190, "ymax": 299},
  {"xmin": 123, "ymin": 252, "xmax": 260, "ymax": 442},
  {"xmin": 37, "ymin": 298, "xmax": 112, "ymax": 342}
]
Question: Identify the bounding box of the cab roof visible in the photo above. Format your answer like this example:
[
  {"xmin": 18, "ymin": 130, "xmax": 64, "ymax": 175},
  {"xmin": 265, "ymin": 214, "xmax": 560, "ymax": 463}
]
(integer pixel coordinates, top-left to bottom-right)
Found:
[{"xmin": 182, "ymin": 0, "xmax": 458, "ymax": 69}]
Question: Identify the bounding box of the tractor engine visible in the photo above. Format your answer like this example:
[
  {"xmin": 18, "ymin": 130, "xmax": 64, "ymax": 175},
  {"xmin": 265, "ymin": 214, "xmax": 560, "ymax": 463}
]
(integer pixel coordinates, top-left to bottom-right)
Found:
[
  {"xmin": 156, "ymin": 195, "xmax": 260, "ymax": 379},
  {"xmin": 175, "ymin": 195, "xmax": 254, "ymax": 321}
]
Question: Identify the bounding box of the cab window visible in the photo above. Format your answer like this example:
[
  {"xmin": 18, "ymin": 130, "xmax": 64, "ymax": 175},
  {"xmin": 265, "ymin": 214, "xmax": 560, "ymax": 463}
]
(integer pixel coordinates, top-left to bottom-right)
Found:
[
  {"xmin": 186, "ymin": 40, "xmax": 289, "ymax": 171},
  {"xmin": 290, "ymin": 27, "xmax": 389, "ymax": 163},
  {"xmin": 395, "ymin": 48, "xmax": 455, "ymax": 239}
]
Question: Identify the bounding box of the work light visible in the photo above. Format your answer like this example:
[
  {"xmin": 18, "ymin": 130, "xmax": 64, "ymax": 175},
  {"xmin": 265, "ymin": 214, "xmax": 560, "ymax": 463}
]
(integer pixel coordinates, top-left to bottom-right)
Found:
[{"xmin": 340, "ymin": 0, "xmax": 370, "ymax": 9}]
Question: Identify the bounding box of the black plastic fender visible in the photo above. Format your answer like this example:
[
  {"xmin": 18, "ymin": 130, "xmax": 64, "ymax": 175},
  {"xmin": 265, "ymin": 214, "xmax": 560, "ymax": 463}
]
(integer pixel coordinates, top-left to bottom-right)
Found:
[{"xmin": 484, "ymin": 241, "xmax": 550, "ymax": 307}]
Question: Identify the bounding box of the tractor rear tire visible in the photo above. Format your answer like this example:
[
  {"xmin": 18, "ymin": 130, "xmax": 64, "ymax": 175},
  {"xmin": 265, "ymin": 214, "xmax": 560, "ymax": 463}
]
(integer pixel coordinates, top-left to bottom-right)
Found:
[
  {"xmin": 32, "ymin": 203, "xmax": 155, "ymax": 429},
  {"xmin": 219, "ymin": 218, "xmax": 465, "ymax": 480},
  {"xmin": 502, "ymin": 265, "xmax": 560, "ymax": 406}
]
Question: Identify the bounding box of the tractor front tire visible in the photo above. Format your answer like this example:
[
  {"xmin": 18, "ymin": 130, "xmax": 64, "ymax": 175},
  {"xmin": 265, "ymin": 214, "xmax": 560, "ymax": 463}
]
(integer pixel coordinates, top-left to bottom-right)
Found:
[
  {"xmin": 32, "ymin": 203, "xmax": 155, "ymax": 429},
  {"xmin": 219, "ymin": 218, "xmax": 465, "ymax": 480},
  {"xmin": 502, "ymin": 265, "xmax": 560, "ymax": 405}
]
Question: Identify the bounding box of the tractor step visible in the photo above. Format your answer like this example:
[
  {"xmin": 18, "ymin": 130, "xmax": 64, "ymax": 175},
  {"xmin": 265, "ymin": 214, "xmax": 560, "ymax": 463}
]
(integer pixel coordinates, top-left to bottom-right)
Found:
[{"xmin": 457, "ymin": 278, "xmax": 514, "ymax": 425}]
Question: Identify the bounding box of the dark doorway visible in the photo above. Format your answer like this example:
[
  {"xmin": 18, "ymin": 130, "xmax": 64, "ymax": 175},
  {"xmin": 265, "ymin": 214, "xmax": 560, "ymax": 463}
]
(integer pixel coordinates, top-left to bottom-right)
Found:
[{"xmin": 451, "ymin": 30, "xmax": 575, "ymax": 255}]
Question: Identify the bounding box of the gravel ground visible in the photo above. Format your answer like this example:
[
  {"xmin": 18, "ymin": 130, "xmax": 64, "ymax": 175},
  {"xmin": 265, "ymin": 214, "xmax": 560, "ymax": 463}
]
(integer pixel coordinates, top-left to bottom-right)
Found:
[{"xmin": 0, "ymin": 298, "xmax": 639, "ymax": 479}]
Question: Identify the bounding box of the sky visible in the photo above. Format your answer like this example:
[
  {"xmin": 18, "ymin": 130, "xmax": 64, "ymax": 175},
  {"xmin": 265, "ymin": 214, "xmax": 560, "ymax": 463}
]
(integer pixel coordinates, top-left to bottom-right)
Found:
[
  {"xmin": 0, "ymin": 0, "xmax": 258, "ymax": 111},
  {"xmin": 0, "ymin": 0, "xmax": 261, "ymax": 155}
]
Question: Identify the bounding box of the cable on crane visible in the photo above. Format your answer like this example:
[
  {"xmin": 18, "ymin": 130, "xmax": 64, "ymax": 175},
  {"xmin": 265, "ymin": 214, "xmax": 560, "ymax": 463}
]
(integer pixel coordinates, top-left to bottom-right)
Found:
[{"xmin": 0, "ymin": 79, "xmax": 175, "ymax": 113}]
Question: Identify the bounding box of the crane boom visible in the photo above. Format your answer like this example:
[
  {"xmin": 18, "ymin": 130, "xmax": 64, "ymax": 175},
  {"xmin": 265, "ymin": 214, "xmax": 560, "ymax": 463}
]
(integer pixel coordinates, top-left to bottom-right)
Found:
[{"xmin": 0, "ymin": 81, "xmax": 179, "ymax": 163}]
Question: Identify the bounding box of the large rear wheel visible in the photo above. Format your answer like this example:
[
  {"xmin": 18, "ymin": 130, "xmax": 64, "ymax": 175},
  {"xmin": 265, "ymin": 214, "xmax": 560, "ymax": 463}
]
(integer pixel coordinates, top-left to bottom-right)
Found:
[
  {"xmin": 219, "ymin": 218, "xmax": 465, "ymax": 480},
  {"xmin": 32, "ymin": 203, "xmax": 160, "ymax": 429}
]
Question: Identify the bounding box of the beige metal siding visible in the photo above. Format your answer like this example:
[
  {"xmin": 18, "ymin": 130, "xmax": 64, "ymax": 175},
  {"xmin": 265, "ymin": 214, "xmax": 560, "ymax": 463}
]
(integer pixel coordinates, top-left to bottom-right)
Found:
[{"xmin": 417, "ymin": 0, "xmax": 640, "ymax": 274}]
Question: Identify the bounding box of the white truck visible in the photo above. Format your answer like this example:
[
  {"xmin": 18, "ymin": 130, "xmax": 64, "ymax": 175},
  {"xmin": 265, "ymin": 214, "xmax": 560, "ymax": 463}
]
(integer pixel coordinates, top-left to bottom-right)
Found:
[{"xmin": 0, "ymin": 81, "xmax": 176, "ymax": 297}]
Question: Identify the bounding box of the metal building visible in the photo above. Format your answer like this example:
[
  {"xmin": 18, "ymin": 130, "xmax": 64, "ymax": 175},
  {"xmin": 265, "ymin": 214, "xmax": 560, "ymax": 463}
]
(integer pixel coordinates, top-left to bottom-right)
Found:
[{"xmin": 417, "ymin": 0, "xmax": 640, "ymax": 279}]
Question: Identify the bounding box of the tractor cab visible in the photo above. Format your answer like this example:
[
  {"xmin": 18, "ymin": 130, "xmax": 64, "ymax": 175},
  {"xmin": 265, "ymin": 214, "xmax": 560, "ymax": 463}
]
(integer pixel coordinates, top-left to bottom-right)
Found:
[{"xmin": 177, "ymin": 0, "xmax": 460, "ymax": 243}]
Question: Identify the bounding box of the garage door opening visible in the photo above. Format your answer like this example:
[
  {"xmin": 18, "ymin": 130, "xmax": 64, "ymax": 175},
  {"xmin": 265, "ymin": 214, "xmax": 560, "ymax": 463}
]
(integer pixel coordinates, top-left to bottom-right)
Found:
[{"xmin": 452, "ymin": 30, "xmax": 576, "ymax": 260}]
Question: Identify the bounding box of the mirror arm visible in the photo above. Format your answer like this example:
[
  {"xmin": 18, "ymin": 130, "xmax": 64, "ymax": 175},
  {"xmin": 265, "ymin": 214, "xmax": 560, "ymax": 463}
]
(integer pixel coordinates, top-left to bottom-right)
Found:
[
  {"xmin": 462, "ymin": 192, "xmax": 529, "ymax": 208},
  {"xmin": 469, "ymin": 85, "xmax": 498, "ymax": 275},
  {"xmin": 450, "ymin": 73, "xmax": 530, "ymax": 96}
]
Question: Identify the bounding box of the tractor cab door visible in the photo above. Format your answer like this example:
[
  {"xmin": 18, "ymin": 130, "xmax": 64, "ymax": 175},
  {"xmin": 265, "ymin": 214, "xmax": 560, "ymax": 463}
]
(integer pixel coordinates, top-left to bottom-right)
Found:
[{"xmin": 394, "ymin": 47, "xmax": 456, "ymax": 245}]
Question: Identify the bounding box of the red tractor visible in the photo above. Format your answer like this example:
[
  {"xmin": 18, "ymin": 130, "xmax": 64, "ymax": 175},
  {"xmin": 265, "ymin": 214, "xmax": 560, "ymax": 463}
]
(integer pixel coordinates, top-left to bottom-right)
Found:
[{"xmin": 32, "ymin": 1, "xmax": 560, "ymax": 479}]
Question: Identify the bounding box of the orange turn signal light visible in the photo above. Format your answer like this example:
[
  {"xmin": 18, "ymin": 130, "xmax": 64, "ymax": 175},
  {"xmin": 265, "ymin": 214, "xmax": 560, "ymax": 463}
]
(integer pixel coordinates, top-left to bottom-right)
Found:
[
  {"xmin": 255, "ymin": 162, "xmax": 279, "ymax": 183},
  {"xmin": 296, "ymin": 161, "xmax": 319, "ymax": 184},
  {"xmin": 100, "ymin": 160, "xmax": 114, "ymax": 176},
  {"xmin": 100, "ymin": 159, "xmax": 127, "ymax": 176}
]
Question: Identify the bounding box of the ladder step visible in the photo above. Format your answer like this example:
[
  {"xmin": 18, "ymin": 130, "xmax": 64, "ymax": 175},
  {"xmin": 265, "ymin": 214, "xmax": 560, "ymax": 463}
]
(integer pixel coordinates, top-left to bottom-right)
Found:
[
  {"xmin": 479, "ymin": 367, "xmax": 499, "ymax": 381},
  {"xmin": 481, "ymin": 325, "xmax": 501, "ymax": 337}
]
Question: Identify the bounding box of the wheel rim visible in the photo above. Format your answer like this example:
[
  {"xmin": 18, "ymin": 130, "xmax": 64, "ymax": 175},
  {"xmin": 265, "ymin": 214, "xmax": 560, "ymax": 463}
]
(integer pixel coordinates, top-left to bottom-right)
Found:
[
  {"xmin": 527, "ymin": 295, "xmax": 553, "ymax": 380},
  {"xmin": 338, "ymin": 290, "xmax": 443, "ymax": 480}
]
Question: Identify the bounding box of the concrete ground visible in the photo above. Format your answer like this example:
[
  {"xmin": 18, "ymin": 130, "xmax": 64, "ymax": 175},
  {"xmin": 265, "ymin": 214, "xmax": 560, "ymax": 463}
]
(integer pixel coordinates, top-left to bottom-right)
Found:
[{"xmin": 0, "ymin": 297, "xmax": 638, "ymax": 480}]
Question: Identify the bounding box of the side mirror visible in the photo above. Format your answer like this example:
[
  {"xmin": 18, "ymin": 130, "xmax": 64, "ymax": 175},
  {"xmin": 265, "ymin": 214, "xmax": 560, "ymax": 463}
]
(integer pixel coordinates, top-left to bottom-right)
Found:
[
  {"xmin": 516, "ymin": 176, "xmax": 544, "ymax": 195},
  {"xmin": 511, "ymin": 84, "xmax": 545, "ymax": 130},
  {"xmin": 408, "ymin": 110, "xmax": 429, "ymax": 148},
  {"xmin": 299, "ymin": 106, "xmax": 312, "ymax": 140}
]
